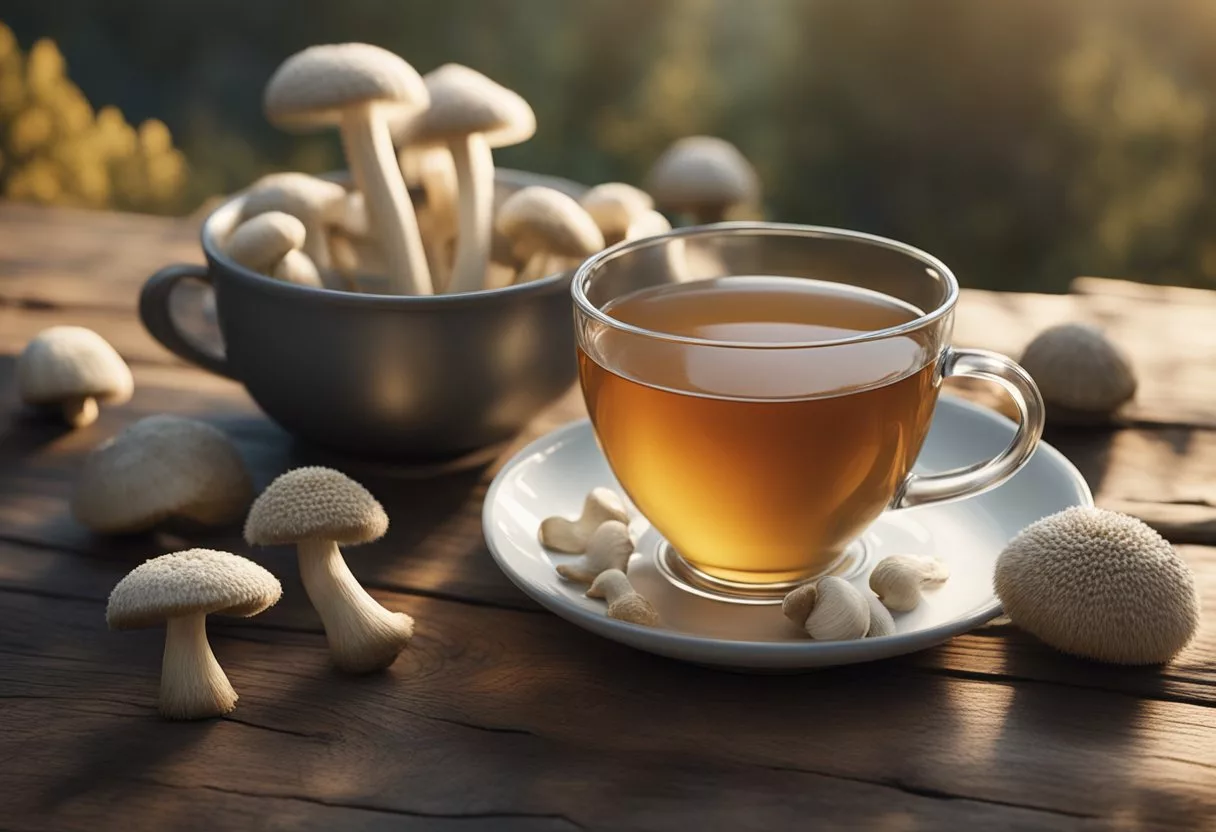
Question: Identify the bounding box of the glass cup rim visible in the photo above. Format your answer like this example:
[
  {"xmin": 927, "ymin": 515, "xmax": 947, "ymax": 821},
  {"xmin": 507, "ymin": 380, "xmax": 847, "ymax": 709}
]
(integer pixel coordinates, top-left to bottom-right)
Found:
[{"xmin": 571, "ymin": 222, "xmax": 960, "ymax": 350}]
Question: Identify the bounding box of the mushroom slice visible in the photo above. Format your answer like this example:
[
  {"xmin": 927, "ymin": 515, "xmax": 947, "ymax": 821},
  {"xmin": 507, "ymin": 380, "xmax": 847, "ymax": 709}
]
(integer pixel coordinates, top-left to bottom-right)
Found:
[
  {"xmin": 580, "ymin": 183, "xmax": 654, "ymax": 245},
  {"xmin": 72, "ymin": 415, "xmax": 254, "ymax": 534},
  {"xmin": 398, "ymin": 64, "xmax": 536, "ymax": 294},
  {"xmin": 646, "ymin": 135, "xmax": 760, "ymax": 224},
  {"xmin": 244, "ymin": 466, "xmax": 413, "ymax": 674},
  {"xmin": 17, "ymin": 326, "xmax": 133, "ymax": 428},
  {"xmin": 264, "ymin": 43, "xmax": 433, "ymax": 295},
  {"xmin": 495, "ymin": 186, "xmax": 604, "ymax": 283},
  {"xmin": 106, "ymin": 549, "xmax": 281, "ymax": 719}
]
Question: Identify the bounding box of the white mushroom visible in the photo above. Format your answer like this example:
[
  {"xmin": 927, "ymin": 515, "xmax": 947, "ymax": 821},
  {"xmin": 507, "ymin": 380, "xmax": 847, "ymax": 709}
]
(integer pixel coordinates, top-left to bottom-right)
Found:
[
  {"xmin": 71, "ymin": 415, "xmax": 254, "ymax": 534},
  {"xmin": 869, "ymin": 555, "xmax": 950, "ymax": 612},
  {"xmin": 244, "ymin": 466, "xmax": 413, "ymax": 674},
  {"xmin": 398, "ymin": 64, "xmax": 536, "ymax": 294},
  {"xmin": 1019, "ymin": 323, "xmax": 1137, "ymax": 422},
  {"xmin": 586, "ymin": 569, "xmax": 660, "ymax": 627},
  {"xmin": 106, "ymin": 549, "xmax": 281, "ymax": 719},
  {"xmin": 496, "ymin": 186, "xmax": 604, "ymax": 283},
  {"xmin": 224, "ymin": 211, "xmax": 322, "ymax": 288},
  {"xmin": 624, "ymin": 209, "xmax": 673, "ymax": 241},
  {"xmin": 646, "ymin": 135, "xmax": 760, "ymax": 224},
  {"xmin": 16, "ymin": 326, "xmax": 133, "ymax": 428},
  {"xmin": 238, "ymin": 172, "xmax": 349, "ymax": 271},
  {"xmin": 555, "ymin": 520, "xmax": 633, "ymax": 584},
  {"xmin": 538, "ymin": 488, "xmax": 629, "ymax": 553},
  {"xmin": 782, "ymin": 577, "xmax": 870, "ymax": 641},
  {"xmin": 995, "ymin": 507, "xmax": 1199, "ymax": 665},
  {"xmin": 264, "ymin": 43, "xmax": 433, "ymax": 295},
  {"xmin": 580, "ymin": 182, "xmax": 654, "ymax": 245}
]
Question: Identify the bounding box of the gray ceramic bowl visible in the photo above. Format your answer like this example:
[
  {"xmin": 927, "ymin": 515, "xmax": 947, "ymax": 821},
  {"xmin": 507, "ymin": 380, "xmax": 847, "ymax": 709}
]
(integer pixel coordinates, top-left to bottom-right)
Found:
[{"xmin": 140, "ymin": 169, "xmax": 586, "ymax": 461}]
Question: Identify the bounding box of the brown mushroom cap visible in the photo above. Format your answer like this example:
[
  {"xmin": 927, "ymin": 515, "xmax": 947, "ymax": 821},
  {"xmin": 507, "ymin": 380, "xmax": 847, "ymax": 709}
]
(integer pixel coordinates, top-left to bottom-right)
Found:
[
  {"xmin": 397, "ymin": 63, "xmax": 535, "ymax": 149},
  {"xmin": 72, "ymin": 415, "xmax": 254, "ymax": 534},
  {"xmin": 263, "ymin": 43, "xmax": 429, "ymax": 130},
  {"xmin": 645, "ymin": 135, "xmax": 759, "ymax": 214},
  {"xmin": 17, "ymin": 326, "xmax": 133, "ymax": 407},
  {"xmin": 496, "ymin": 186, "xmax": 605, "ymax": 259},
  {"xmin": 244, "ymin": 466, "xmax": 388, "ymax": 547},
  {"xmin": 224, "ymin": 211, "xmax": 307, "ymax": 272},
  {"xmin": 106, "ymin": 549, "xmax": 282, "ymax": 630}
]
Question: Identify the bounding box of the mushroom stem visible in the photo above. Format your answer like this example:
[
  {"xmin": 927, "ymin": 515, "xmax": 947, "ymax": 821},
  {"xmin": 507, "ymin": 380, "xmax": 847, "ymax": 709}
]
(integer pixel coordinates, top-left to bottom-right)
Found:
[
  {"xmin": 445, "ymin": 133, "xmax": 494, "ymax": 293},
  {"xmin": 693, "ymin": 205, "xmax": 725, "ymax": 225},
  {"xmin": 416, "ymin": 150, "xmax": 458, "ymax": 290},
  {"xmin": 62, "ymin": 396, "xmax": 99, "ymax": 428},
  {"xmin": 339, "ymin": 108, "xmax": 433, "ymax": 295},
  {"xmin": 297, "ymin": 217, "xmax": 332, "ymax": 271},
  {"xmin": 296, "ymin": 539, "xmax": 414, "ymax": 673},
  {"xmin": 160, "ymin": 613, "xmax": 237, "ymax": 720}
]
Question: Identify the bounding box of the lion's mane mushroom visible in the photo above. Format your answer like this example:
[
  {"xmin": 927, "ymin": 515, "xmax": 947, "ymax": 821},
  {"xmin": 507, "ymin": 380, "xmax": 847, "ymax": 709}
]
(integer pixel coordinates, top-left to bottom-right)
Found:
[
  {"xmin": 264, "ymin": 43, "xmax": 433, "ymax": 295},
  {"xmin": 17, "ymin": 326, "xmax": 133, "ymax": 428},
  {"xmin": 71, "ymin": 415, "xmax": 254, "ymax": 534},
  {"xmin": 495, "ymin": 186, "xmax": 604, "ymax": 283},
  {"xmin": 646, "ymin": 135, "xmax": 760, "ymax": 224},
  {"xmin": 1019, "ymin": 323, "xmax": 1137, "ymax": 423},
  {"xmin": 244, "ymin": 466, "xmax": 413, "ymax": 674},
  {"xmin": 397, "ymin": 64, "xmax": 536, "ymax": 294},
  {"xmin": 106, "ymin": 549, "xmax": 281, "ymax": 719}
]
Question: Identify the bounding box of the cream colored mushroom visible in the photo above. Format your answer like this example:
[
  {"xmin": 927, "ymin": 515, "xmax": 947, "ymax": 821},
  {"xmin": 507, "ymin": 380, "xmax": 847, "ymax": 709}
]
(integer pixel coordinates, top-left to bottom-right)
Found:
[
  {"xmin": 395, "ymin": 144, "xmax": 459, "ymax": 288},
  {"xmin": 1019, "ymin": 323, "xmax": 1137, "ymax": 423},
  {"xmin": 496, "ymin": 186, "xmax": 604, "ymax": 283},
  {"xmin": 782, "ymin": 577, "xmax": 869, "ymax": 641},
  {"xmin": 580, "ymin": 182, "xmax": 654, "ymax": 245},
  {"xmin": 397, "ymin": 64, "xmax": 536, "ymax": 294},
  {"xmin": 239, "ymin": 172, "xmax": 349, "ymax": 271},
  {"xmin": 586, "ymin": 569, "xmax": 659, "ymax": 627},
  {"xmin": 16, "ymin": 326, "xmax": 133, "ymax": 428},
  {"xmin": 244, "ymin": 466, "xmax": 413, "ymax": 674},
  {"xmin": 106, "ymin": 549, "xmax": 281, "ymax": 719},
  {"xmin": 869, "ymin": 555, "xmax": 950, "ymax": 612},
  {"xmin": 264, "ymin": 43, "xmax": 433, "ymax": 295},
  {"xmin": 538, "ymin": 487, "xmax": 629, "ymax": 553},
  {"xmin": 555, "ymin": 520, "xmax": 633, "ymax": 584},
  {"xmin": 224, "ymin": 211, "xmax": 322, "ymax": 288},
  {"xmin": 624, "ymin": 209, "xmax": 673, "ymax": 241},
  {"xmin": 646, "ymin": 135, "xmax": 760, "ymax": 224},
  {"xmin": 71, "ymin": 415, "xmax": 254, "ymax": 534},
  {"xmin": 995, "ymin": 507, "xmax": 1199, "ymax": 665}
]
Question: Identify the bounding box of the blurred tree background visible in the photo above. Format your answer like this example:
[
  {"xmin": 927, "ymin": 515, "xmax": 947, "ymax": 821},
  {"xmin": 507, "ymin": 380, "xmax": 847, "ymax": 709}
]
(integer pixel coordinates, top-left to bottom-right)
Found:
[{"xmin": 2, "ymin": 0, "xmax": 1215, "ymax": 292}]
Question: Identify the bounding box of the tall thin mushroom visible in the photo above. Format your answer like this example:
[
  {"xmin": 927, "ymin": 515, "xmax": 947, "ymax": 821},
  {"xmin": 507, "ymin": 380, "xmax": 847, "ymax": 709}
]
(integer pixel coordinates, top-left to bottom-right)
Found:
[
  {"xmin": 397, "ymin": 64, "xmax": 535, "ymax": 294},
  {"xmin": 263, "ymin": 43, "xmax": 433, "ymax": 295}
]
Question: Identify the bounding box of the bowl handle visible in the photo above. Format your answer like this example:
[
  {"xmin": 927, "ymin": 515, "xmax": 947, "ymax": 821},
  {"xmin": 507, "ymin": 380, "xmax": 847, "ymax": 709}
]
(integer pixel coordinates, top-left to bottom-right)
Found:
[{"xmin": 139, "ymin": 264, "xmax": 235, "ymax": 379}]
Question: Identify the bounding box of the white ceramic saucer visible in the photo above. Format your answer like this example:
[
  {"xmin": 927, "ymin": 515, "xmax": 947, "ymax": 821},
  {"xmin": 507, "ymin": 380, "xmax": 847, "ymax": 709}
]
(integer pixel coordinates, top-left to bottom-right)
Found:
[{"xmin": 483, "ymin": 395, "xmax": 1092, "ymax": 671}]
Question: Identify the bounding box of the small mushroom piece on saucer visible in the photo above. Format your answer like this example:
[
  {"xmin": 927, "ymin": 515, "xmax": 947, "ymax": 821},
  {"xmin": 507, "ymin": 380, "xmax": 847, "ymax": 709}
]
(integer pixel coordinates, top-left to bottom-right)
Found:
[
  {"xmin": 586, "ymin": 569, "xmax": 659, "ymax": 627},
  {"xmin": 1019, "ymin": 323, "xmax": 1136, "ymax": 423},
  {"xmin": 17, "ymin": 326, "xmax": 134, "ymax": 428},
  {"xmin": 579, "ymin": 182, "xmax": 654, "ymax": 246},
  {"xmin": 495, "ymin": 186, "xmax": 605, "ymax": 283},
  {"xmin": 538, "ymin": 487, "xmax": 629, "ymax": 553},
  {"xmin": 554, "ymin": 520, "xmax": 633, "ymax": 584},
  {"xmin": 244, "ymin": 466, "xmax": 414, "ymax": 674},
  {"xmin": 864, "ymin": 593, "xmax": 898, "ymax": 638},
  {"xmin": 869, "ymin": 555, "xmax": 950, "ymax": 612},
  {"xmin": 995, "ymin": 507, "xmax": 1199, "ymax": 665},
  {"xmin": 782, "ymin": 577, "xmax": 869, "ymax": 641},
  {"xmin": 224, "ymin": 211, "xmax": 323, "ymax": 288},
  {"xmin": 645, "ymin": 135, "xmax": 760, "ymax": 224},
  {"xmin": 71, "ymin": 415, "xmax": 253, "ymax": 534},
  {"xmin": 106, "ymin": 548, "xmax": 281, "ymax": 719}
]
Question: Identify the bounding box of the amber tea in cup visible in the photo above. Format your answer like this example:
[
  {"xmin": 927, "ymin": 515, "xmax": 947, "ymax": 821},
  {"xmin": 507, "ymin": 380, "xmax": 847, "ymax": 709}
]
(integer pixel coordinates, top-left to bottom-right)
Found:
[{"xmin": 573, "ymin": 224, "xmax": 1044, "ymax": 602}]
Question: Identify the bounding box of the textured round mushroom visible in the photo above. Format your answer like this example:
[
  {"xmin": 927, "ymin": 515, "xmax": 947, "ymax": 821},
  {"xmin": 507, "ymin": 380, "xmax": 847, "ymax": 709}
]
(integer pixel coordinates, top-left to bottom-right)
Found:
[
  {"xmin": 106, "ymin": 549, "xmax": 281, "ymax": 719},
  {"xmin": 396, "ymin": 64, "xmax": 536, "ymax": 294},
  {"xmin": 782, "ymin": 576, "xmax": 870, "ymax": 641},
  {"xmin": 16, "ymin": 326, "xmax": 133, "ymax": 428},
  {"xmin": 645, "ymin": 135, "xmax": 760, "ymax": 223},
  {"xmin": 1019, "ymin": 323, "xmax": 1137, "ymax": 422},
  {"xmin": 586, "ymin": 569, "xmax": 660, "ymax": 627},
  {"xmin": 264, "ymin": 43, "xmax": 433, "ymax": 295},
  {"xmin": 71, "ymin": 414, "xmax": 254, "ymax": 534},
  {"xmin": 995, "ymin": 507, "xmax": 1199, "ymax": 665},
  {"xmin": 579, "ymin": 183, "xmax": 654, "ymax": 245},
  {"xmin": 495, "ymin": 186, "xmax": 604, "ymax": 283},
  {"xmin": 244, "ymin": 466, "xmax": 414, "ymax": 673},
  {"xmin": 238, "ymin": 172, "xmax": 349, "ymax": 271}
]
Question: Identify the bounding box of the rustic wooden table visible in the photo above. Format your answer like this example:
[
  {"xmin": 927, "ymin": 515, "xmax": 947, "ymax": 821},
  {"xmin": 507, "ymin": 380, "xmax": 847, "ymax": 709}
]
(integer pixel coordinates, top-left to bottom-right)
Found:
[{"xmin": 0, "ymin": 203, "xmax": 1213, "ymax": 831}]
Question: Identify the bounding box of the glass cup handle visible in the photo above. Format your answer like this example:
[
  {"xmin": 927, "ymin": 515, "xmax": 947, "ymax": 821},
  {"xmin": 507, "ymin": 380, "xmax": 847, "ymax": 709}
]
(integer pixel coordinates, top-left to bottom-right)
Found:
[{"xmin": 894, "ymin": 347, "xmax": 1045, "ymax": 508}]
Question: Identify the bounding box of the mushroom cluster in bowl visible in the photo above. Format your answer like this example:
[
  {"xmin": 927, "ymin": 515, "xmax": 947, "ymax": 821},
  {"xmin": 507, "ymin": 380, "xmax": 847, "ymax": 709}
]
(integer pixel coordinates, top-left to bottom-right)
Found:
[{"xmin": 221, "ymin": 42, "xmax": 763, "ymax": 297}]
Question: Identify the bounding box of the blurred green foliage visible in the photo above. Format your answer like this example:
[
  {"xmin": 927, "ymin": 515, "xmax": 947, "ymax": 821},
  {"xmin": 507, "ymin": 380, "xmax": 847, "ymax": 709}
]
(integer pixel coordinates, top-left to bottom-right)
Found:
[{"xmin": 3, "ymin": 0, "xmax": 1216, "ymax": 292}]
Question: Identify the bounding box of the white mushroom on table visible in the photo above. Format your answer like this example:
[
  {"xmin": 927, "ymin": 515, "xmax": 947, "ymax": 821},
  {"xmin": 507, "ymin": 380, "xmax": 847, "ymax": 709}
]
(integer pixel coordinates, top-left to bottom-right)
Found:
[{"xmin": 16, "ymin": 326, "xmax": 133, "ymax": 428}]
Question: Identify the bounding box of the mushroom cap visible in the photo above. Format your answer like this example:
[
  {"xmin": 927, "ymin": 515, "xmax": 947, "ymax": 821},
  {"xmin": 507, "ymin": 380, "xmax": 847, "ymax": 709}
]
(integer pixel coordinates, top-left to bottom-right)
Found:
[
  {"xmin": 17, "ymin": 326, "xmax": 133, "ymax": 406},
  {"xmin": 495, "ymin": 186, "xmax": 605, "ymax": 259},
  {"xmin": 239, "ymin": 172, "xmax": 348, "ymax": 225},
  {"xmin": 396, "ymin": 63, "xmax": 535, "ymax": 149},
  {"xmin": 995, "ymin": 507, "xmax": 1199, "ymax": 665},
  {"xmin": 72, "ymin": 415, "xmax": 254, "ymax": 534},
  {"xmin": 244, "ymin": 466, "xmax": 388, "ymax": 547},
  {"xmin": 580, "ymin": 183, "xmax": 654, "ymax": 239},
  {"xmin": 264, "ymin": 43, "xmax": 429, "ymax": 131},
  {"xmin": 107, "ymin": 548, "xmax": 282, "ymax": 629},
  {"xmin": 1019, "ymin": 323, "xmax": 1137, "ymax": 415},
  {"xmin": 272, "ymin": 249, "xmax": 323, "ymax": 287},
  {"xmin": 645, "ymin": 135, "xmax": 759, "ymax": 212},
  {"xmin": 224, "ymin": 211, "xmax": 307, "ymax": 271}
]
